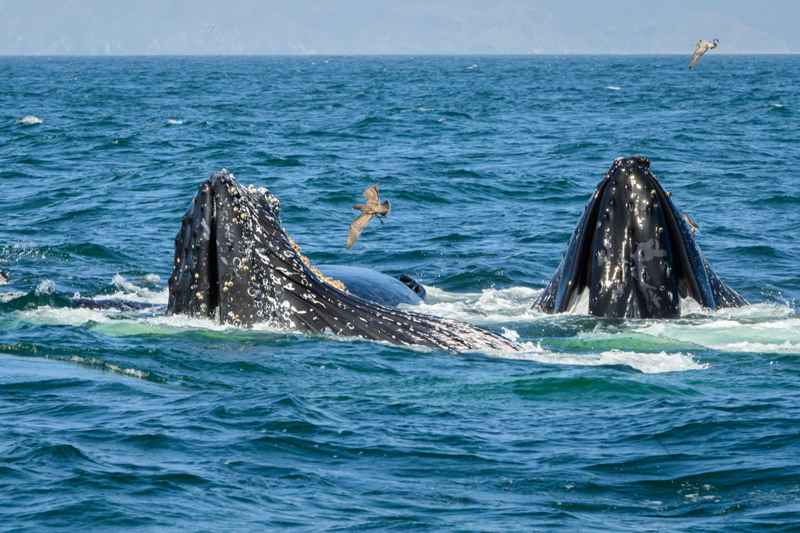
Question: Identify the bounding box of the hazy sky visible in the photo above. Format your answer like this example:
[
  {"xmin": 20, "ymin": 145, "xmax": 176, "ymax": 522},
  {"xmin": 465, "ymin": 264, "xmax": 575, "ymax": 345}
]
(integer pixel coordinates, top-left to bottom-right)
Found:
[{"xmin": 1, "ymin": 0, "xmax": 797, "ymax": 55}]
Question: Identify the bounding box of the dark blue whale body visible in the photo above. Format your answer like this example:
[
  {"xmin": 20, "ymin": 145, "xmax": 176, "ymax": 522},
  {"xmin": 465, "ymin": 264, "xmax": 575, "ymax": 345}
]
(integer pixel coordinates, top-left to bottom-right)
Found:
[
  {"xmin": 166, "ymin": 170, "xmax": 517, "ymax": 353},
  {"xmin": 317, "ymin": 265, "xmax": 425, "ymax": 307},
  {"xmin": 535, "ymin": 157, "xmax": 746, "ymax": 318}
]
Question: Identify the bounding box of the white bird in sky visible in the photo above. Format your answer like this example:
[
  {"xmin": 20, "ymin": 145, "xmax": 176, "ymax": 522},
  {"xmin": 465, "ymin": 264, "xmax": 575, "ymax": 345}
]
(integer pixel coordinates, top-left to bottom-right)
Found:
[{"xmin": 689, "ymin": 38, "xmax": 719, "ymax": 69}]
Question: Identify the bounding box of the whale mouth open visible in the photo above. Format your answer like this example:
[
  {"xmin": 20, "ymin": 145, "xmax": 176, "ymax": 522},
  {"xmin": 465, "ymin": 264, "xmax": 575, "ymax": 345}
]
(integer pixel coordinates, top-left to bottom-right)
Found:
[
  {"xmin": 167, "ymin": 170, "xmax": 518, "ymax": 353},
  {"xmin": 168, "ymin": 171, "xmax": 269, "ymax": 325},
  {"xmin": 168, "ymin": 171, "xmax": 353, "ymax": 328},
  {"xmin": 536, "ymin": 156, "xmax": 746, "ymax": 318}
]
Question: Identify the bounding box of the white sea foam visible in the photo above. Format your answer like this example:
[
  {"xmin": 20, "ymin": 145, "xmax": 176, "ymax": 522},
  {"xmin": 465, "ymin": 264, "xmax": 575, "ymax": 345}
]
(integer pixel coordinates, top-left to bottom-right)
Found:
[
  {"xmin": 11, "ymin": 273, "xmax": 797, "ymax": 364},
  {"xmin": 501, "ymin": 327, "xmax": 521, "ymax": 343},
  {"xmin": 406, "ymin": 285, "xmax": 544, "ymax": 324},
  {"xmin": 35, "ymin": 279, "xmax": 55, "ymax": 296},
  {"xmin": 18, "ymin": 115, "xmax": 43, "ymax": 125},
  {"xmin": 712, "ymin": 341, "xmax": 800, "ymax": 353},
  {"xmin": 15, "ymin": 302, "xmax": 234, "ymax": 335},
  {"xmin": 67, "ymin": 355, "xmax": 151, "ymax": 380},
  {"xmin": 165, "ymin": 118, "xmax": 183, "ymax": 125},
  {"xmin": 91, "ymin": 274, "xmax": 167, "ymax": 305},
  {"xmin": 141, "ymin": 314, "xmax": 246, "ymax": 332},
  {"xmin": 495, "ymin": 342, "xmax": 706, "ymax": 373},
  {"xmin": 0, "ymin": 291, "xmax": 25, "ymax": 303},
  {"xmin": 19, "ymin": 305, "xmax": 114, "ymax": 326},
  {"xmin": 16, "ymin": 276, "xmax": 167, "ymax": 327},
  {"xmin": 606, "ymin": 85, "xmax": 622, "ymax": 91},
  {"xmin": 90, "ymin": 315, "xmax": 233, "ymax": 337},
  {"xmin": 635, "ymin": 311, "xmax": 800, "ymax": 354},
  {"xmin": 0, "ymin": 353, "xmax": 157, "ymax": 386},
  {"xmin": 415, "ymin": 286, "xmax": 798, "ymax": 358}
]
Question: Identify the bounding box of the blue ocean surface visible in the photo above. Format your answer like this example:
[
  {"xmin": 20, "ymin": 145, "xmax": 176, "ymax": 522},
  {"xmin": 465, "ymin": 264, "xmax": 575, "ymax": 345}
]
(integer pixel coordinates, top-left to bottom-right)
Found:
[{"xmin": 1, "ymin": 56, "xmax": 799, "ymax": 531}]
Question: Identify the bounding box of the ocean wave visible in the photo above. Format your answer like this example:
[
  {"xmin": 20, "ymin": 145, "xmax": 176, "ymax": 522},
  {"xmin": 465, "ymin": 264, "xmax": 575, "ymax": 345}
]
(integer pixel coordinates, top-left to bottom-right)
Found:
[
  {"xmin": 444, "ymin": 168, "xmax": 483, "ymax": 179},
  {"xmin": 0, "ymin": 291, "xmax": 26, "ymax": 303},
  {"xmin": 9, "ymin": 443, "xmax": 93, "ymax": 464},
  {"xmin": 759, "ymin": 194, "xmax": 800, "ymax": 206},
  {"xmin": 2, "ymin": 277, "xmax": 162, "ymax": 320},
  {"xmin": 66, "ymin": 354, "xmax": 154, "ymax": 381},
  {"xmin": 0, "ymin": 349, "xmax": 161, "ymax": 385},
  {"xmin": 409, "ymin": 286, "xmax": 543, "ymax": 324},
  {"xmin": 634, "ymin": 307, "xmax": 800, "ymax": 354},
  {"xmin": 508, "ymin": 375, "xmax": 694, "ymax": 398},
  {"xmin": 10, "ymin": 279, "xmax": 798, "ymax": 360},
  {"xmin": 351, "ymin": 115, "xmax": 392, "ymax": 129},
  {"xmin": 255, "ymin": 153, "xmax": 304, "ymax": 167},
  {"xmin": 497, "ymin": 342, "xmax": 706, "ymax": 373},
  {"xmin": 19, "ymin": 305, "xmax": 116, "ymax": 326},
  {"xmin": 35, "ymin": 279, "xmax": 56, "ymax": 296},
  {"xmin": 725, "ymin": 245, "xmax": 789, "ymax": 259},
  {"xmin": 93, "ymin": 274, "xmax": 168, "ymax": 305},
  {"xmin": 0, "ymin": 242, "xmax": 128, "ymax": 262},
  {"xmin": 440, "ymin": 110, "xmax": 473, "ymax": 120}
]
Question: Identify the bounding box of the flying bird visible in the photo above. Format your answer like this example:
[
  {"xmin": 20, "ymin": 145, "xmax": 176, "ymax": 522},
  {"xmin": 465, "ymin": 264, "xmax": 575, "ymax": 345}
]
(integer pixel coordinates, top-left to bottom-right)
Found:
[
  {"xmin": 346, "ymin": 185, "xmax": 390, "ymax": 249},
  {"xmin": 0, "ymin": 271, "xmax": 8, "ymax": 285},
  {"xmin": 689, "ymin": 39, "xmax": 719, "ymax": 69}
]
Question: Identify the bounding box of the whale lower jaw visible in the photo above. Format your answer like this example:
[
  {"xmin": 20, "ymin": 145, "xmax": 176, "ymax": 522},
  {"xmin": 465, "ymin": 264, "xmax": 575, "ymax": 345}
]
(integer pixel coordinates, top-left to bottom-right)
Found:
[
  {"xmin": 167, "ymin": 170, "xmax": 519, "ymax": 353},
  {"xmin": 564, "ymin": 288, "xmax": 712, "ymax": 318}
]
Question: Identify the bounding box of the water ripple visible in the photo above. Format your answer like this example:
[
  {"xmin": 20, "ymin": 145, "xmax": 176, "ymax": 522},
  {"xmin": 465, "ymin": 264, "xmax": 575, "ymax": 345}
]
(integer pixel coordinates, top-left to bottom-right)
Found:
[{"xmin": 1, "ymin": 55, "xmax": 800, "ymax": 532}]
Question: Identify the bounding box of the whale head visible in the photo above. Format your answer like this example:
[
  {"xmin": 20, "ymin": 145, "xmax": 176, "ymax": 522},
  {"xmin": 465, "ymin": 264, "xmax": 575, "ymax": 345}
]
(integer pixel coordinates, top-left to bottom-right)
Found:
[
  {"xmin": 536, "ymin": 156, "xmax": 745, "ymax": 318},
  {"xmin": 167, "ymin": 170, "xmax": 291, "ymax": 327},
  {"xmin": 167, "ymin": 170, "xmax": 518, "ymax": 352}
]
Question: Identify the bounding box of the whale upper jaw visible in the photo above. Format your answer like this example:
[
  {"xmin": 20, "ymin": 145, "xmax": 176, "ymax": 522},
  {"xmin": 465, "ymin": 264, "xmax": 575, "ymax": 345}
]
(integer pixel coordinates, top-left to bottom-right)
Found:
[
  {"xmin": 167, "ymin": 170, "xmax": 519, "ymax": 353},
  {"xmin": 536, "ymin": 156, "xmax": 746, "ymax": 319},
  {"xmin": 167, "ymin": 170, "xmax": 283, "ymax": 326}
]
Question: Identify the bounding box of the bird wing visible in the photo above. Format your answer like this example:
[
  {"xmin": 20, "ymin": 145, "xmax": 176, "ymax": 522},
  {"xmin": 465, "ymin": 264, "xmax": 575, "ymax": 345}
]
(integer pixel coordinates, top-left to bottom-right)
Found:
[
  {"xmin": 689, "ymin": 41, "xmax": 706, "ymax": 68},
  {"xmin": 363, "ymin": 185, "xmax": 380, "ymax": 207},
  {"xmin": 347, "ymin": 213, "xmax": 373, "ymax": 249},
  {"xmin": 377, "ymin": 200, "xmax": 390, "ymax": 216}
]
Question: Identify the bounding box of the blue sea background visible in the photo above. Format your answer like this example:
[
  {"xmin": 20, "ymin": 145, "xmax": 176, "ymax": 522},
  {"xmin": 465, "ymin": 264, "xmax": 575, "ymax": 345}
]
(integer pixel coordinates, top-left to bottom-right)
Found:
[{"xmin": 1, "ymin": 56, "xmax": 799, "ymax": 531}]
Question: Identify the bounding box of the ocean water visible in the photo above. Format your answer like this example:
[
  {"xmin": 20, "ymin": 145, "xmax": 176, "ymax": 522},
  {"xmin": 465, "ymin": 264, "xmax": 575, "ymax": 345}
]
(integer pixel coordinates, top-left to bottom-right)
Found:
[{"xmin": 1, "ymin": 55, "xmax": 799, "ymax": 531}]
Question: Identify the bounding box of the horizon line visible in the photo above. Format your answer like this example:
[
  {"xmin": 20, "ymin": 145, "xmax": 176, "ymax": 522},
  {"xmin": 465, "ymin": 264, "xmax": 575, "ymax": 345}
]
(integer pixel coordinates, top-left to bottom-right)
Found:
[{"xmin": 1, "ymin": 52, "xmax": 799, "ymax": 58}]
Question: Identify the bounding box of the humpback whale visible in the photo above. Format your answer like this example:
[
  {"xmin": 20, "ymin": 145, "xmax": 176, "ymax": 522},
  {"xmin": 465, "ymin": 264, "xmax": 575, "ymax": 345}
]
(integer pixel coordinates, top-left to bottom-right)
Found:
[
  {"xmin": 166, "ymin": 170, "xmax": 518, "ymax": 353},
  {"xmin": 535, "ymin": 156, "xmax": 746, "ymax": 318}
]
